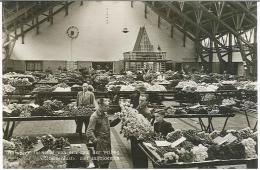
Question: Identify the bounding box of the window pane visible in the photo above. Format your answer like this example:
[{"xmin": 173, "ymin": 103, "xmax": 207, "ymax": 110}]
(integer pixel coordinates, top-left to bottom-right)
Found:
[
  {"xmin": 26, "ymin": 63, "xmax": 34, "ymax": 71},
  {"xmin": 35, "ymin": 63, "xmax": 42, "ymax": 71}
]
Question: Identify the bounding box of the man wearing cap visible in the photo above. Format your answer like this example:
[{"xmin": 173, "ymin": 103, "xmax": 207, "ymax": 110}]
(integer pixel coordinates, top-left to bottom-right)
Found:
[{"xmin": 75, "ymin": 83, "xmax": 96, "ymax": 133}]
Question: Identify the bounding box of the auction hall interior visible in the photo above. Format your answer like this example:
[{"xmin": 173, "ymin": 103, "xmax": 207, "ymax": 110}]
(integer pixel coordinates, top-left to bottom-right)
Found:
[{"xmin": 2, "ymin": 1, "xmax": 258, "ymax": 169}]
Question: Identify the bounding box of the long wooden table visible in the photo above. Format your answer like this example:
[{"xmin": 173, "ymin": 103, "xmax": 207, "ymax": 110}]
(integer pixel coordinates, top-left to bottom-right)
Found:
[
  {"xmin": 5, "ymin": 89, "xmax": 255, "ymax": 104},
  {"xmin": 137, "ymin": 141, "xmax": 257, "ymax": 168},
  {"xmin": 3, "ymin": 116, "xmax": 89, "ymax": 140},
  {"xmin": 152, "ymin": 113, "xmax": 235, "ymax": 133}
]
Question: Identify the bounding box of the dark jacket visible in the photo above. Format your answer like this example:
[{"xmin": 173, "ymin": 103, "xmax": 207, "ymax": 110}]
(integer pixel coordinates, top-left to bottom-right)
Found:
[
  {"xmin": 154, "ymin": 120, "xmax": 174, "ymax": 136},
  {"xmin": 86, "ymin": 111, "xmax": 120, "ymax": 165},
  {"xmin": 130, "ymin": 93, "xmax": 140, "ymax": 109}
]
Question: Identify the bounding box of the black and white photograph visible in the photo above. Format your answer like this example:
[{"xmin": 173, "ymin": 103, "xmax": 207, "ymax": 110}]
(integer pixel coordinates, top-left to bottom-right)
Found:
[{"xmin": 2, "ymin": 1, "xmax": 258, "ymax": 169}]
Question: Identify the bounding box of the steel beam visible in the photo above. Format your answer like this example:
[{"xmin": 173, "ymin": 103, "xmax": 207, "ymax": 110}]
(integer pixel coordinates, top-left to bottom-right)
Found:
[
  {"xmin": 163, "ymin": 2, "xmax": 229, "ymax": 51},
  {"xmin": 21, "ymin": 25, "xmax": 24, "ymax": 44},
  {"xmin": 208, "ymin": 39, "xmax": 213, "ymax": 72},
  {"xmin": 228, "ymin": 33, "xmax": 233, "ymax": 74},
  {"xmin": 49, "ymin": 8, "xmax": 53, "ymax": 25},
  {"xmin": 65, "ymin": 2, "xmax": 69, "ymax": 16},
  {"xmin": 158, "ymin": 15, "xmax": 161, "ymax": 28},
  {"xmin": 16, "ymin": 2, "xmax": 74, "ymax": 38},
  {"xmin": 190, "ymin": 2, "xmax": 251, "ymax": 45},
  {"xmin": 145, "ymin": 2, "xmax": 195, "ymax": 41},
  {"xmin": 36, "ymin": 16, "xmax": 39, "ymax": 34},
  {"xmin": 229, "ymin": 1, "xmax": 257, "ymax": 21},
  {"xmin": 3, "ymin": 3, "xmax": 36, "ymax": 26},
  {"xmin": 170, "ymin": 25, "xmax": 174, "ymax": 38}
]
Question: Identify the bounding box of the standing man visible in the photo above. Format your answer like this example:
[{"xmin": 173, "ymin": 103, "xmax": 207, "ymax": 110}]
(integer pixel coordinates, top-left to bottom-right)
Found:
[
  {"xmin": 75, "ymin": 83, "xmax": 96, "ymax": 133},
  {"xmin": 86, "ymin": 98, "xmax": 121, "ymax": 168}
]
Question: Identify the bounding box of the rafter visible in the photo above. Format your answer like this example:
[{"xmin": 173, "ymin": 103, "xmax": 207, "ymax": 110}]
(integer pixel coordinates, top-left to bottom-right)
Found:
[
  {"xmin": 145, "ymin": 2, "xmax": 195, "ymax": 41},
  {"xmin": 190, "ymin": 2, "xmax": 252, "ymax": 46},
  {"xmin": 163, "ymin": 2, "xmax": 229, "ymax": 51},
  {"xmin": 3, "ymin": 3, "xmax": 36, "ymax": 26},
  {"xmin": 228, "ymin": 1, "xmax": 257, "ymax": 21},
  {"xmin": 15, "ymin": 2, "xmax": 74, "ymax": 38}
]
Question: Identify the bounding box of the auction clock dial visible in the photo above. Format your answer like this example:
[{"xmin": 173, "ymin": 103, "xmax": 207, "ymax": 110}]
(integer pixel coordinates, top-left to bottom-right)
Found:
[{"xmin": 66, "ymin": 26, "xmax": 79, "ymax": 39}]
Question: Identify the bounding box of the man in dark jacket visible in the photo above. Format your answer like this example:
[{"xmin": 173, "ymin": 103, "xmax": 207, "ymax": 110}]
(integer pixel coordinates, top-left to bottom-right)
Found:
[
  {"xmin": 86, "ymin": 98, "xmax": 120, "ymax": 168},
  {"xmin": 154, "ymin": 110, "xmax": 174, "ymax": 136},
  {"xmin": 130, "ymin": 90, "xmax": 140, "ymax": 109}
]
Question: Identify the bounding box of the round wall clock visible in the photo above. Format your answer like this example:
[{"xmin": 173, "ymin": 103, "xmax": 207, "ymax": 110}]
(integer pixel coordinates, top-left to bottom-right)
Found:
[{"xmin": 66, "ymin": 26, "xmax": 79, "ymax": 39}]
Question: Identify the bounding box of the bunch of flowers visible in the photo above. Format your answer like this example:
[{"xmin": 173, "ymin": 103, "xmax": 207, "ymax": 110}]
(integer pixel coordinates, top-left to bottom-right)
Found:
[
  {"xmin": 69, "ymin": 106, "xmax": 95, "ymax": 117},
  {"xmin": 143, "ymin": 72, "xmax": 158, "ymax": 82},
  {"xmin": 120, "ymin": 85, "xmax": 135, "ymax": 91},
  {"xmin": 164, "ymin": 71, "xmax": 184, "ymax": 80},
  {"xmin": 177, "ymin": 148, "xmax": 195, "ymax": 162},
  {"xmin": 115, "ymin": 105, "xmax": 153, "ymax": 140},
  {"xmin": 3, "ymin": 72, "xmax": 36, "ymax": 84},
  {"xmin": 19, "ymin": 150, "xmax": 66, "ymax": 168},
  {"xmin": 191, "ymin": 144, "xmax": 208, "ymax": 162},
  {"xmin": 176, "ymin": 80, "xmax": 197, "ymax": 89},
  {"xmin": 3, "ymin": 84, "xmax": 15, "ymax": 94},
  {"xmin": 241, "ymin": 138, "xmax": 257, "ymax": 158},
  {"xmin": 4, "ymin": 103, "xmax": 35, "ymax": 117},
  {"xmin": 166, "ymin": 129, "xmax": 183, "ymax": 142},
  {"xmin": 163, "ymin": 152, "xmax": 179, "ymax": 163},
  {"xmin": 222, "ymin": 98, "xmax": 236, "ymax": 106},
  {"xmin": 106, "ymin": 81, "xmax": 127, "ymax": 91},
  {"xmin": 33, "ymin": 85, "xmax": 53, "ymax": 92},
  {"xmin": 94, "ymin": 74, "xmax": 109, "ymax": 85},
  {"xmin": 243, "ymin": 82, "xmax": 257, "ymax": 91},
  {"xmin": 9, "ymin": 77, "xmax": 33, "ymax": 87},
  {"xmin": 147, "ymin": 84, "xmax": 167, "ymax": 91},
  {"xmin": 43, "ymin": 100, "xmax": 64, "ymax": 111}
]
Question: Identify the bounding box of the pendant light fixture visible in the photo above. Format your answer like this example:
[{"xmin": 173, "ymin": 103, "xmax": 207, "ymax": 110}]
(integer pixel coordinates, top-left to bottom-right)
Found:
[
  {"xmin": 122, "ymin": 5, "xmax": 129, "ymax": 34},
  {"xmin": 122, "ymin": 27, "xmax": 129, "ymax": 33}
]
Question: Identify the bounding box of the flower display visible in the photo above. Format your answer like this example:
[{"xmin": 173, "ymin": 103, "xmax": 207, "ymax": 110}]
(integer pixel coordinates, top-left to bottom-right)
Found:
[
  {"xmin": 3, "ymin": 84, "xmax": 16, "ymax": 94},
  {"xmin": 191, "ymin": 144, "xmax": 208, "ymax": 162},
  {"xmin": 241, "ymin": 138, "xmax": 257, "ymax": 158},
  {"xmin": 115, "ymin": 105, "xmax": 153, "ymax": 140}
]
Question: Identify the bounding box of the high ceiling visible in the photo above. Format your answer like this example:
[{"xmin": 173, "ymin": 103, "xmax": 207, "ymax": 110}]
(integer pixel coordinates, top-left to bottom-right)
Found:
[
  {"xmin": 2, "ymin": 1, "xmax": 257, "ymax": 41},
  {"xmin": 145, "ymin": 1, "xmax": 256, "ymax": 40},
  {"xmin": 2, "ymin": 1, "xmax": 257, "ymax": 76}
]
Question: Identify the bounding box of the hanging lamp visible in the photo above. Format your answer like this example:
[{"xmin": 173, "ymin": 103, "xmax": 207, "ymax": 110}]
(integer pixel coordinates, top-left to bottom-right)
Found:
[{"xmin": 122, "ymin": 27, "xmax": 129, "ymax": 33}]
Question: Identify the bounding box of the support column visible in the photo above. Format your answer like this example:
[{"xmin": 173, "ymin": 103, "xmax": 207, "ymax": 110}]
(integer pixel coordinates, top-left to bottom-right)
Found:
[
  {"xmin": 144, "ymin": 4, "xmax": 147, "ymax": 19},
  {"xmin": 36, "ymin": 16, "xmax": 39, "ymax": 34},
  {"xmin": 236, "ymin": 37, "xmax": 250, "ymax": 77},
  {"xmin": 209, "ymin": 39, "xmax": 213, "ymax": 73},
  {"xmin": 49, "ymin": 8, "xmax": 53, "ymax": 25},
  {"xmin": 252, "ymin": 27, "xmax": 257, "ymax": 79},
  {"xmin": 158, "ymin": 15, "xmax": 161, "ymax": 28},
  {"xmin": 228, "ymin": 33, "xmax": 233, "ymax": 74},
  {"xmin": 183, "ymin": 34, "xmax": 186, "ymax": 47},
  {"xmin": 14, "ymin": 27, "xmax": 17, "ymax": 38},
  {"xmin": 21, "ymin": 25, "xmax": 24, "ymax": 44},
  {"xmin": 213, "ymin": 38, "xmax": 225, "ymax": 74},
  {"xmin": 170, "ymin": 25, "xmax": 174, "ymax": 38},
  {"xmin": 65, "ymin": 2, "xmax": 69, "ymax": 16}
]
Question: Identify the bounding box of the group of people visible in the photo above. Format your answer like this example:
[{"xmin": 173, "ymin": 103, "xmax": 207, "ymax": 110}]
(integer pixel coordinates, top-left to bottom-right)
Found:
[{"xmin": 75, "ymin": 83, "xmax": 174, "ymax": 168}]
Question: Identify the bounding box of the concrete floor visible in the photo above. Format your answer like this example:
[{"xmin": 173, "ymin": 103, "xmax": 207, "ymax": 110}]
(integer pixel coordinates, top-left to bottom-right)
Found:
[{"xmin": 11, "ymin": 104, "xmax": 257, "ymax": 169}]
